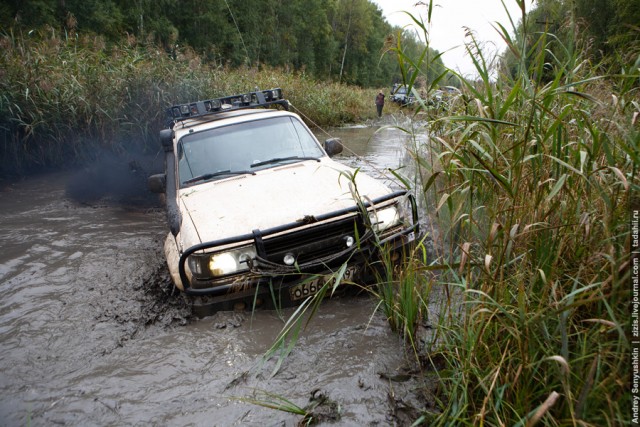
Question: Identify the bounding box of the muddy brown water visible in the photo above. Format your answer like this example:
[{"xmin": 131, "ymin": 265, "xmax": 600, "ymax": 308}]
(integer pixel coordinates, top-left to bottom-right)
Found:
[{"xmin": 0, "ymin": 121, "xmax": 435, "ymax": 426}]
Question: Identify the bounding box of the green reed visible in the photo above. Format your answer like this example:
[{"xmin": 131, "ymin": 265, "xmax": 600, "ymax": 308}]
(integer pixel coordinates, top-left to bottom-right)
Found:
[
  {"xmin": 376, "ymin": 1, "xmax": 638, "ymax": 425},
  {"xmin": 0, "ymin": 29, "xmax": 378, "ymax": 177}
]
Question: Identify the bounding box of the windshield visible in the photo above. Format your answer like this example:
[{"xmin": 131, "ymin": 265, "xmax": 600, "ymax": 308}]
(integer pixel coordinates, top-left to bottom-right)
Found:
[{"xmin": 177, "ymin": 116, "xmax": 324, "ymax": 187}]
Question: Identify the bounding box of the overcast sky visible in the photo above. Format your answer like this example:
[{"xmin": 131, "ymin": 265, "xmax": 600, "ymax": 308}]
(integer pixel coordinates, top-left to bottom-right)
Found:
[{"xmin": 372, "ymin": 0, "xmax": 533, "ymax": 78}]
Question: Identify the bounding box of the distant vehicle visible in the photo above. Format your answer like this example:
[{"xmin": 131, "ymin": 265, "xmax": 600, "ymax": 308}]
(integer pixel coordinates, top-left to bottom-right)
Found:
[
  {"xmin": 390, "ymin": 84, "xmax": 415, "ymax": 106},
  {"xmin": 427, "ymin": 90, "xmax": 445, "ymax": 109},
  {"xmin": 148, "ymin": 88, "xmax": 420, "ymax": 315},
  {"xmin": 440, "ymin": 86, "xmax": 461, "ymax": 95},
  {"xmin": 431, "ymin": 86, "xmax": 462, "ymax": 110}
]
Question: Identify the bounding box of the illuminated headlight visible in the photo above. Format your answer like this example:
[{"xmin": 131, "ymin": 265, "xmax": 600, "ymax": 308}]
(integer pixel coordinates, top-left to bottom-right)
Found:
[
  {"xmin": 209, "ymin": 253, "xmax": 238, "ymax": 275},
  {"xmin": 369, "ymin": 206, "xmax": 401, "ymax": 232},
  {"xmin": 188, "ymin": 246, "xmax": 257, "ymax": 279}
]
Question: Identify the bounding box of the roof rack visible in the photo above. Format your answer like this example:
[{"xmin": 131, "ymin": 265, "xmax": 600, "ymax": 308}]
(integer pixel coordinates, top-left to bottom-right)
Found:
[{"xmin": 166, "ymin": 88, "xmax": 288, "ymax": 126}]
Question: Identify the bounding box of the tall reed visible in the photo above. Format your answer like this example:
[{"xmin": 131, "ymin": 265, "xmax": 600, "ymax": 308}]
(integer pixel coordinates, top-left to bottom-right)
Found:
[
  {"xmin": 0, "ymin": 29, "xmax": 379, "ymax": 177},
  {"xmin": 381, "ymin": 1, "xmax": 638, "ymax": 424}
]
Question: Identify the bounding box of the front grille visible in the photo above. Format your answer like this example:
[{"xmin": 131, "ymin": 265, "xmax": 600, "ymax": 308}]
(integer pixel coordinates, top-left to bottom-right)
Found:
[{"xmin": 262, "ymin": 215, "xmax": 366, "ymax": 265}]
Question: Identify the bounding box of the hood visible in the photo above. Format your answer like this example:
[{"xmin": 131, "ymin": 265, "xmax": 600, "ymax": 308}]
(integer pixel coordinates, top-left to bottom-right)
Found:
[{"xmin": 177, "ymin": 159, "xmax": 391, "ymax": 246}]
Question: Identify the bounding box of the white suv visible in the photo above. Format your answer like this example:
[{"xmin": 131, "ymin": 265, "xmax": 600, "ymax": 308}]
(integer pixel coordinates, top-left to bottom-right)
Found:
[{"xmin": 148, "ymin": 89, "xmax": 419, "ymax": 315}]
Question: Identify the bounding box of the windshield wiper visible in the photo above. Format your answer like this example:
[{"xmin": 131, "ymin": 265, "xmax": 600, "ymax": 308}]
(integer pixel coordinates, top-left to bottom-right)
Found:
[
  {"xmin": 250, "ymin": 156, "xmax": 320, "ymax": 168},
  {"xmin": 183, "ymin": 170, "xmax": 255, "ymax": 185}
]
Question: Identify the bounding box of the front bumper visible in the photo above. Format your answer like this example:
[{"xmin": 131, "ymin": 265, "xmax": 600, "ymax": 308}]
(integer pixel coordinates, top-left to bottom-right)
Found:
[{"xmin": 176, "ymin": 190, "xmax": 419, "ymax": 299}]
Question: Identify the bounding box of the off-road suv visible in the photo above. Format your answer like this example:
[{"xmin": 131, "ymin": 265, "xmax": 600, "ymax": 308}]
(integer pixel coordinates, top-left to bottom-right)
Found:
[
  {"xmin": 149, "ymin": 88, "xmax": 419, "ymax": 315},
  {"xmin": 390, "ymin": 84, "xmax": 415, "ymax": 106}
]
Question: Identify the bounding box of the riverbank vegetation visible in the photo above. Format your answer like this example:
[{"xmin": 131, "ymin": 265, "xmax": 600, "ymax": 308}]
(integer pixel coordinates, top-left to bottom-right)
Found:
[
  {"xmin": 0, "ymin": 32, "xmax": 373, "ymax": 177},
  {"xmin": 0, "ymin": 0, "xmax": 446, "ymax": 178},
  {"xmin": 0, "ymin": 0, "xmax": 424, "ymax": 86},
  {"xmin": 374, "ymin": 0, "xmax": 638, "ymax": 425}
]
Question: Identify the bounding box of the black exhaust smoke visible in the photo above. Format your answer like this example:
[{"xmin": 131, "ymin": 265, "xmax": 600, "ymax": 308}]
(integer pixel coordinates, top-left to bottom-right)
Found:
[{"xmin": 66, "ymin": 149, "xmax": 163, "ymax": 207}]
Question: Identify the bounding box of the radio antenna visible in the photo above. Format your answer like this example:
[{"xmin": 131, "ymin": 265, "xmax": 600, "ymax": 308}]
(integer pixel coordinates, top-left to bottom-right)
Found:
[{"xmin": 223, "ymin": 0, "xmax": 251, "ymax": 66}]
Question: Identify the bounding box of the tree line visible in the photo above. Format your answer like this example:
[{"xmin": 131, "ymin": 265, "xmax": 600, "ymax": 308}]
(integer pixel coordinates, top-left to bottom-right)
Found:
[
  {"xmin": 2, "ymin": 0, "xmax": 636, "ymax": 88},
  {"xmin": 0, "ymin": 0, "xmax": 447, "ymax": 88}
]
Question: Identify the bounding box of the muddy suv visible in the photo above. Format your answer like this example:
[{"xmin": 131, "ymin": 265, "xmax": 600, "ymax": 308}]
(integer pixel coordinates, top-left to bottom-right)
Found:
[
  {"xmin": 149, "ymin": 88, "xmax": 418, "ymax": 314},
  {"xmin": 390, "ymin": 85, "xmax": 415, "ymax": 106}
]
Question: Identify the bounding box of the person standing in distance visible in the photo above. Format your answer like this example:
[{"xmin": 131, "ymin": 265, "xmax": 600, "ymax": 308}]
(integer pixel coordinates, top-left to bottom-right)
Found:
[{"xmin": 375, "ymin": 90, "xmax": 385, "ymax": 118}]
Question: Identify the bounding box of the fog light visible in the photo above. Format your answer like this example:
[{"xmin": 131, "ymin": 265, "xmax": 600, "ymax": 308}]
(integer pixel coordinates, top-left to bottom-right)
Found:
[
  {"xmin": 344, "ymin": 236, "xmax": 355, "ymax": 247},
  {"xmin": 283, "ymin": 253, "xmax": 296, "ymax": 265}
]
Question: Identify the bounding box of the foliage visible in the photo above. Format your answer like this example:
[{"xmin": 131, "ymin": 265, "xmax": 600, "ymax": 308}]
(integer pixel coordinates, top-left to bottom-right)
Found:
[
  {"xmin": 0, "ymin": 0, "xmax": 425, "ymax": 87},
  {"xmin": 376, "ymin": 0, "xmax": 638, "ymax": 425},
  {"xmin": 0, "ymin": 31, "xmax": 379, "ymax": 177},
  {"xmin": 502, "ymin": 0, "xmax": 640, "ymax": 77}
]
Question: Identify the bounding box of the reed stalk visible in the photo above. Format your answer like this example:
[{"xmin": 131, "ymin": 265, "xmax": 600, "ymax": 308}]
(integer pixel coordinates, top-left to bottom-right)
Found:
[{"xmin": 369, "ymin": 0, "xmax": 639, "ymax": 424}]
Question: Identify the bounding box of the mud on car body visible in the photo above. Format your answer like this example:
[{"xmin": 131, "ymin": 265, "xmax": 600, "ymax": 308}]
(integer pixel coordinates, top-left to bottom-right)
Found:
[{"xmin": 149, "ymin": 88, "xmax": 419, "ymax": 315}]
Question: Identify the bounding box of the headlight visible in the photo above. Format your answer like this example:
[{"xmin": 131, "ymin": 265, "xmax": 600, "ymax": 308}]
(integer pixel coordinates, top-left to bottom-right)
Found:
[
  {"xmin": 369, "ymin": 205, "xmax": 401, "ymax": 232},
  {"xmin": 188, "ymin": 246, "xmax": 257, "ymax": 279},
  {"xmin": 209, "ymin": 253, "xmax": 238, "ymax": 275}
]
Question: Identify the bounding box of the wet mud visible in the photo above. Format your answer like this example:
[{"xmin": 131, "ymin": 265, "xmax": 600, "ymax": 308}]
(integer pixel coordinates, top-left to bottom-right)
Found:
[{"xmin": 0, "ymin": 122, "xmax": 437, "ymax": 425}]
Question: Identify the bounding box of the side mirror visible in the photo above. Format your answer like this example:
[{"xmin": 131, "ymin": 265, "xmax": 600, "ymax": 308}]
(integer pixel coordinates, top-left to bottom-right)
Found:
[
  {"xmin": 148, "ymin": 174, "xmax": 166, "ymax": 193},
  {"xmin": 159, "ymin": 129, "xmax": 174, "ymax": 152},
  {"xmin": 324, "ymin": 137, "xmax": 343, "ymax": 157}
]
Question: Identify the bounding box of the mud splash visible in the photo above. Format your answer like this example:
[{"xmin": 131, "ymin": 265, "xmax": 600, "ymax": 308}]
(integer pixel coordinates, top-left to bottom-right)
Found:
[{"xmin": 0, "ymin": 123, "xmax": 437, "ymax": 425}]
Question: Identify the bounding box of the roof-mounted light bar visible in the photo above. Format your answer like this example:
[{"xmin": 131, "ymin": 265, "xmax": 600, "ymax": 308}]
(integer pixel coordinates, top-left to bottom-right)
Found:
[{"xmin": 167, "ymin": 88, "xmax": 288, "ymax": 125}]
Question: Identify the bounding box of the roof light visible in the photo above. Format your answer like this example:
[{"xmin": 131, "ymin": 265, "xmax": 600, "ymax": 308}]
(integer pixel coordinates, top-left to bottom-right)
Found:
[
  {"xmin": 165, "ymin": 88, "xmax": 287, "ymax": 124},
  {"xmin": 203, "ymin": 99, "xmax": 222, "ymax": 112}
]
